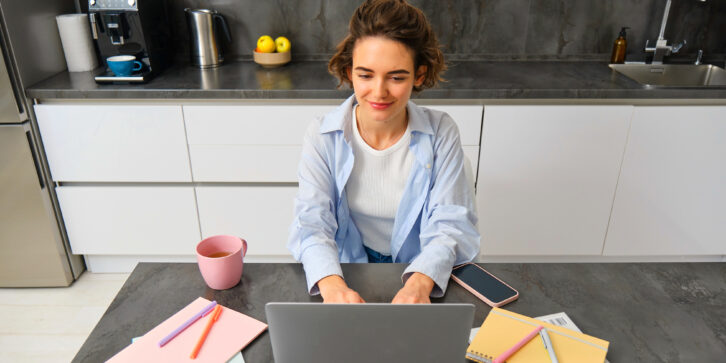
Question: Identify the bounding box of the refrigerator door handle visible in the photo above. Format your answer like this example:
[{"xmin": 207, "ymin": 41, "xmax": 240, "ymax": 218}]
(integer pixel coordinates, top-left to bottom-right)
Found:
[{"xmin": 25, "ymin": 130, "xmax": 45, "ymax": 190}]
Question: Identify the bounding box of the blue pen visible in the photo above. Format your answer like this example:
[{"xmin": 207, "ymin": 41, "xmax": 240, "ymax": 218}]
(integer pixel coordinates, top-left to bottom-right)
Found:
[
  {"xmin": 540, "ymin": 328, "xmax": 559, "ymax": 363},
  {"xmin": 158, "ymin": 300, "xmax": 217, "ymax": 347}
]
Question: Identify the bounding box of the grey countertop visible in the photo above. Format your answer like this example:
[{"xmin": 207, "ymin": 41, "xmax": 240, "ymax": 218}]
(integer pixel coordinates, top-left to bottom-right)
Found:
[
  {"xmin": 71, "ymin": 262, "xmax": 726, "ymax": 362},
  {"xmin": 27, "ymin": 60, "xmax": 726, "ymax": 100}
]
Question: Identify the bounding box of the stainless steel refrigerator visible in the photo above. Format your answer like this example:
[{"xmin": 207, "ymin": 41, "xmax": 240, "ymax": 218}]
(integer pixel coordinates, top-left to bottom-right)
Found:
[{"xmin": 0, "ymin": 0, "xmax": 85, "ymax": 286}]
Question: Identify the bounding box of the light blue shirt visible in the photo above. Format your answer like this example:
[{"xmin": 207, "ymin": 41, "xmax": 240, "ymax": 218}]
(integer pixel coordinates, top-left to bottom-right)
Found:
[{"xmin": 287, "ymin": 95, "xmax": 480, "ymax": 297}]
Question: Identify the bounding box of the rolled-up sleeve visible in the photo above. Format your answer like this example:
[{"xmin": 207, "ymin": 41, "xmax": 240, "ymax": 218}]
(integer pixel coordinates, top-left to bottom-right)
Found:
[
  {"xmin": 288, "ymin": 120, "xmax": 344, "ymax": 295},
  {"xmin": 403, "ymin": 115, "xmax": 480, "ymax": 297}
]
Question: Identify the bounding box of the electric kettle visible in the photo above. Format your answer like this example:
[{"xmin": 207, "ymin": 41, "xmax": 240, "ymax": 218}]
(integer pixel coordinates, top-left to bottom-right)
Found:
[{"xmin": 185, "ymin": 8, "xmax": 232, "ymax": 68}]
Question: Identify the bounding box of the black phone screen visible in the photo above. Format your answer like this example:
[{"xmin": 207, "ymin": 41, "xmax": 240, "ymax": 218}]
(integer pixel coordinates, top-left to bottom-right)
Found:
[{"xmin": 451, "ymin": 264, "xmax": 517, "ymax": 303}]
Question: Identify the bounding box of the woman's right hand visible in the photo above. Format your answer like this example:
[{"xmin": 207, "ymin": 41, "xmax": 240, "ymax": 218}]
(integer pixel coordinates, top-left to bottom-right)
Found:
[{"xmin": 317, "ymin": 275, "xmax": 365, "ymax": 303}]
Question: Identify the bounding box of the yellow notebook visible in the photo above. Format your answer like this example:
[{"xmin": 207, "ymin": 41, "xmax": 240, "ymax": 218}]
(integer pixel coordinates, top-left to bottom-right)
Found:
[{"xmin": 466, "ymin": 308, "xmax": 609, "ymax": 363}]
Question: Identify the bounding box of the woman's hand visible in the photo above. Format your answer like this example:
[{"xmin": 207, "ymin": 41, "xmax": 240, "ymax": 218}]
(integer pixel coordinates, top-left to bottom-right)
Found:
[
  {"xmin": 317, "ymin": 275, "xmax": 366, "ymax": 303},
  {"xmin": 391, "ymin": 272, "xmax": 434, "ymax": 304}
]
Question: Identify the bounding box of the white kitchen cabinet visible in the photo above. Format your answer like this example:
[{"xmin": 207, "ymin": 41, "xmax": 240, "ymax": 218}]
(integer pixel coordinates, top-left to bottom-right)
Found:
[
  {"xmin": 604, "ymin": 106, "xmax": 726, "ymax": 256},
  {"xmin": 184, "ymin": 104, "xmax": 482, "ymax": 185},
  {"xmin": 35, "ymin": 105, "xmax": 191, "ymax": 182},
  {"xmin": 184, "ymin": 105, "xmax": 336, "ymax": 145},
  {"xmin": 183, "ymin": 104, "xmax": 482, "ymax": 146},
  {"xmin": 189, "ymin": 145, "xmax": 302, "ymax": 182},
  {"xmin": 56, "ymin": 186, "xmax": 201, "ymax": 255},
  {"xmin": 184, "ymin": 105, "xmax": 334, "ymax": 182},
  {"xmin": 476, "ymin": 105, "xmax": 633, "ymax": 255},
  {"xmin": 195, "ymin": 186, "xmax": 298, "ymax": 256},
  {"xmin": 31, "ymin": 98, "xmax": 726, "ymax": 264}
]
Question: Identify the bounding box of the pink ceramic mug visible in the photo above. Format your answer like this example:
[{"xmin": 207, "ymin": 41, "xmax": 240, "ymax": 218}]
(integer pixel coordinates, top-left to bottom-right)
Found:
[{"xmin": 196, "ymin": 235, "xmax": 248, "ymax": 290}]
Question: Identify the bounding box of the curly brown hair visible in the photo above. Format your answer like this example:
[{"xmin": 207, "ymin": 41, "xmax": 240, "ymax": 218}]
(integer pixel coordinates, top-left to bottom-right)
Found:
[{"xmin": 328, "ymin": 0, "xmax": 446, "ymax": 93}]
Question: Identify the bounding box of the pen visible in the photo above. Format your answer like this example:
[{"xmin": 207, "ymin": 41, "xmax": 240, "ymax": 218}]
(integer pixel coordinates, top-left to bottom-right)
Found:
[
  {"xmin": 190, "ymin": 305, "xmax": 222, "ymax": 359},
  {"xmin": 493, "ymin": 325, "xmax": 543, "ymax": 363},
  {"xmin": 158, "ymin": 300, "xmax": 217, "ymax": 347},
  {"xmin": 540, "ymin": 328, "xmax": 559, "ymax": 363}
]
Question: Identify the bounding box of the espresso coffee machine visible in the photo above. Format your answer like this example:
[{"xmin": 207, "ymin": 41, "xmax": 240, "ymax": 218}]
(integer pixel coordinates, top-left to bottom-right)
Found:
[{"xmin": 89, "ymin": 0, "xmax": 172, "ymax": 83}]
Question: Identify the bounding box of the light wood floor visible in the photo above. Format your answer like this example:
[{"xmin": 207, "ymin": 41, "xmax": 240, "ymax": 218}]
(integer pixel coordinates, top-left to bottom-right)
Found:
[{"xmin": 0, "ymin": 272, "xmax": 129, "ymax": 363}]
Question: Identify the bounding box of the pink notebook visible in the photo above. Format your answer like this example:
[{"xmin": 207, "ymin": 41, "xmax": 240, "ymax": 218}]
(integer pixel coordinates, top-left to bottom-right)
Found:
[{"xmin": 107, "ymin": 297, "xmax": 267, "ymax": 363}]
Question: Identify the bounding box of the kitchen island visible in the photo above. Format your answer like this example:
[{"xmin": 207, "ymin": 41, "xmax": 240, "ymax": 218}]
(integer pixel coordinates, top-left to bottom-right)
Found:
[{"xmin": 72, "ymin": 262, "xmax": 726, "ymax": 362}]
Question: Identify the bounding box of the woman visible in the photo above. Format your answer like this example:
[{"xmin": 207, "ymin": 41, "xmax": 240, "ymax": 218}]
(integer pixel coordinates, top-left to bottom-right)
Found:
[{"xmin": 288, "ymin": 0, "xmax": 479, "ymax": 304}]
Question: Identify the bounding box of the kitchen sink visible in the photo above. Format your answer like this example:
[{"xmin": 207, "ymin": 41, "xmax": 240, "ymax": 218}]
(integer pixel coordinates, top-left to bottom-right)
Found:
[{"xmin": 609, "ymin": 63, "xmax": 726, "ymax": 87}]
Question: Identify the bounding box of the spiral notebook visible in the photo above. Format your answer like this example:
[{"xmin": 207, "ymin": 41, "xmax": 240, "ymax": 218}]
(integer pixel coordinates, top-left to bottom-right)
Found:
[{"xmin": 466, "ymin": 308, "xmax": 609, "ymax": 363}]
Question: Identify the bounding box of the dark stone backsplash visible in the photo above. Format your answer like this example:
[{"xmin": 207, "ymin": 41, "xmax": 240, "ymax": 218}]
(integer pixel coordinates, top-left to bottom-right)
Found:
[{"xmin": 91, "ymin": 0, "xmax": 726, "ymax": 63}]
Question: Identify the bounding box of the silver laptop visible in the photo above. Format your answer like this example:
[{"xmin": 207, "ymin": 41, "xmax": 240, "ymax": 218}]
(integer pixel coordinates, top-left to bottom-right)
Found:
[{"xmin": 265, "ymin": 302, "xmax": 474, "ymax": 363}]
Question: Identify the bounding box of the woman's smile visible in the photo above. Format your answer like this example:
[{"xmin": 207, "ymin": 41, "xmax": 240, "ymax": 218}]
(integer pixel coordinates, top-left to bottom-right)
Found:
[{"xmin": 368, "ymin": 100, "xmax": 394, "ymax": 110}]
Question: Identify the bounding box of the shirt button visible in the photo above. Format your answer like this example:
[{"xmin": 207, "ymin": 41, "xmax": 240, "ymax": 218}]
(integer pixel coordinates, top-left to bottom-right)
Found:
[{"xmin": 425, "ymin": 163, "xmax": 431, "ymax": 169}]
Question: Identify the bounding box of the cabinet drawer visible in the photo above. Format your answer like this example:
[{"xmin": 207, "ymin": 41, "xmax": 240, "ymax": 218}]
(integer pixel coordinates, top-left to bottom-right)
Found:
[
  {"xmin": 424, "ymin": 105, "xmax": 483, "ymax": 146},
  {"xmin": 56, "ymin": 186, "xmax": 200, "ymax": 255},
  {"xmin": 184, "ymin": 105, "xmax": 481, "ymax": 146},
  {"xmin": 196, "ymin": 186, "xmax": 298, "ymax": 256},
  {"xmin": 184, "ymin": 105, "xmax": 334, "ymax": 182},
  {"xmin": 184, "ymin": 104, "xmax": 481, "ymax": 183},
  {"xmin": 35, "ymin": 105, "xmax": 191, "ymax": 182},
  {"xmin": 190, "ymin": 145, "xmax": 300, "ymax": 182},
  {"xmin": 183, "ymin": 105, "xmax": 336, "ymax": 145}
]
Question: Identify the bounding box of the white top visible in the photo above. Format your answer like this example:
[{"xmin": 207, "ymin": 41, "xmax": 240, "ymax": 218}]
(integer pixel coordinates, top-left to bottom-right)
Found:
[{"xmin": 346, "ymin": 106, "xmax": 415, "ymax": 255}]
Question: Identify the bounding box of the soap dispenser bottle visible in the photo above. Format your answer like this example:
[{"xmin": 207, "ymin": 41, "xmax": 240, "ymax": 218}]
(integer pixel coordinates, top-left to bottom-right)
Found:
[{"xmin": 610, "ymin": 27, "xmax": 629, "ymax": 64}]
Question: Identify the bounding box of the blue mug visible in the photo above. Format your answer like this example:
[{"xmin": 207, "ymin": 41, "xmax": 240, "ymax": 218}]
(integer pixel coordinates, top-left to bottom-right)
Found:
[{"xmin": 106, "ymin": 55, "xmax": 143, "ymax": 77}]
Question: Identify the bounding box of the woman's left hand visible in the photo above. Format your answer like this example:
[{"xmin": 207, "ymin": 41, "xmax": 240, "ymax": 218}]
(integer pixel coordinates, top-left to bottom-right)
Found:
[{"xmin": 391, "ymin": 272, "xmax": 435, "ymax": 304}]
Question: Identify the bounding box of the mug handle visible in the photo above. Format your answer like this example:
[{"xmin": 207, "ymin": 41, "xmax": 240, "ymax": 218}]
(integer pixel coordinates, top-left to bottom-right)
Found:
[
  {"xmin": 240, "ymin": 238, "xmax": 248, "ymax": 257},
  {"xmin": 132, "ymin": 61, "xmax": 143, "ymax": 72}
]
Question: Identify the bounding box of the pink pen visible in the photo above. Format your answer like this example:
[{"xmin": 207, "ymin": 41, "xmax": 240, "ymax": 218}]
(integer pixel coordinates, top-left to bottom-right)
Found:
[{"xmin": 493, "ymin": 325, "xmax": 544, "ymax": 363}]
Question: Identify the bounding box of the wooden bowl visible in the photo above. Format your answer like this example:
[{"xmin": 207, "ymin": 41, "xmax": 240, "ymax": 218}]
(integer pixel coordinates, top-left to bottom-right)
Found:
[{"xmin": 253, "ymin": 50, "xmax": 291, "ymax": 68}]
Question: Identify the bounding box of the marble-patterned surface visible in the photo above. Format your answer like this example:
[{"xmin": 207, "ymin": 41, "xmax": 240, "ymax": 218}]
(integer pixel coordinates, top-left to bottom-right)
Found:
[
  {"xmin": 27, "ymin": 61, "xmax": 726, "ymax": 100},
  {"xmin": 80, "ymin": 0, "xmax": 725, "ymax": 62},
  {"xmin": 26, "ymin": 60, "xmax": 726, "ymax": 100},
  {"xmin": 71, "ymin": 262, "xmax": 726, "ymax": 363}
]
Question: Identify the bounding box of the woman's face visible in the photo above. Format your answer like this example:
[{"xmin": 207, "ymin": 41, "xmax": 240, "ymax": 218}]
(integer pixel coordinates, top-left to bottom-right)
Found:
[{"xmin": 348, "ymin": 36, "xmax": 425, "ymax": 127}]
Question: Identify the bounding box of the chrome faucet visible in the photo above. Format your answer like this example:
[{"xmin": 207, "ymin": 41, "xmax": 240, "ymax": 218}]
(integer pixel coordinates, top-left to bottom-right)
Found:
[{"xmin": 644, "ymin": 0, "xmax": 689, "ymax": 64}]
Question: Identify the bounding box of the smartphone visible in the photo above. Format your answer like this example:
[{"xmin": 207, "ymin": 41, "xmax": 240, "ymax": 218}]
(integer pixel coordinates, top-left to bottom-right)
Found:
[{"xmin": 451, "ymin": 263, "xmax": 519, "ymax": 307}]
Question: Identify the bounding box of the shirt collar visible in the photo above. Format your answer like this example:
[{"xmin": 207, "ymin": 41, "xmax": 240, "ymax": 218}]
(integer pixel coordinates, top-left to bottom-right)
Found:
[{"xmin": 320, "ymin": 94, "xmax": 434, "ymax": 136}]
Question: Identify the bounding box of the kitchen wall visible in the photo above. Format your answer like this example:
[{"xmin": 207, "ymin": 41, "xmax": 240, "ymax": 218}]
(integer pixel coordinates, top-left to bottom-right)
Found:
[{"xmin": 85, "ymin": 0, "xmax": 726, "ymax": 62}]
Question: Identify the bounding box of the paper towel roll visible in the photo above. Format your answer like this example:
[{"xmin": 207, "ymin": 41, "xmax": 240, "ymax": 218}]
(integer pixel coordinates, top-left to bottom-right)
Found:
[{"xmin": 56, "ymin": 14, "xmax": 98, "ymax": 72}]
